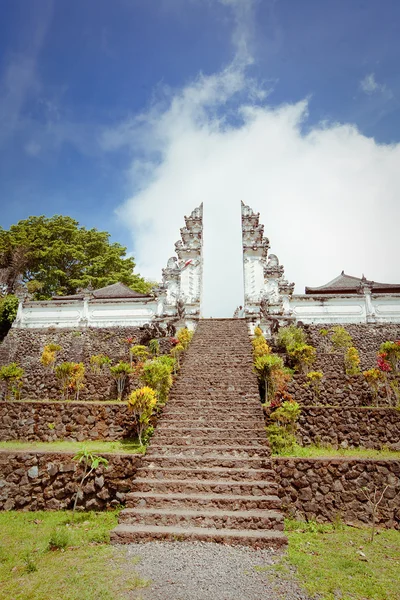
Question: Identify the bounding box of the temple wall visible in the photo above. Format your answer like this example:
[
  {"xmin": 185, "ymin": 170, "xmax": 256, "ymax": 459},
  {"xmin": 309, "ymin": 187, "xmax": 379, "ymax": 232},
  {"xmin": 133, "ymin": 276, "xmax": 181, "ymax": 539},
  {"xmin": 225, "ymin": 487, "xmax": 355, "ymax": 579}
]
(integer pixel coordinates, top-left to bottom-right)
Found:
[{"xmin": 290, "ymin": 295, "xmax": 400, "ymax": 324}]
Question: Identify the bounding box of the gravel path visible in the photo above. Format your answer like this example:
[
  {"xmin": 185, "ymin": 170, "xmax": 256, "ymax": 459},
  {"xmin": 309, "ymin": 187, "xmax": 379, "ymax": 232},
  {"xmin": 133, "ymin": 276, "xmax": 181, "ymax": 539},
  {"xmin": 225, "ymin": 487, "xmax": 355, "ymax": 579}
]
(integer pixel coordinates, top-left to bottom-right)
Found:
[{"xmin": 119, "ymin": 541, "xmax": 311, "ymax": 600}]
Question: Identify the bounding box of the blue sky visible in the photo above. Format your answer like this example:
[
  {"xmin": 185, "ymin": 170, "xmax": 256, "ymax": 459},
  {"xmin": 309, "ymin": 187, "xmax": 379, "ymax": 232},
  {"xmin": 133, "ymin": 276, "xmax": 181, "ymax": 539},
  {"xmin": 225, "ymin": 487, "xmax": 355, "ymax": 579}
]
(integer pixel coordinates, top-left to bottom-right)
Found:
[{"xmin": 1, "ymin": 0, "xmax": 399, "ymax": 314}]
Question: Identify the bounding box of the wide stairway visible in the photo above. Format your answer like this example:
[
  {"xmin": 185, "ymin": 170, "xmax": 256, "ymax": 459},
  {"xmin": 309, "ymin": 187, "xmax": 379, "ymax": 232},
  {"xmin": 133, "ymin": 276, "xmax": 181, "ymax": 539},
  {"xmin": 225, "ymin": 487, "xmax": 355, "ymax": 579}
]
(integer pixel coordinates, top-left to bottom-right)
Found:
[{"xmin": 110, "ymin": 319, "xmax": 287, "ymax": 548}]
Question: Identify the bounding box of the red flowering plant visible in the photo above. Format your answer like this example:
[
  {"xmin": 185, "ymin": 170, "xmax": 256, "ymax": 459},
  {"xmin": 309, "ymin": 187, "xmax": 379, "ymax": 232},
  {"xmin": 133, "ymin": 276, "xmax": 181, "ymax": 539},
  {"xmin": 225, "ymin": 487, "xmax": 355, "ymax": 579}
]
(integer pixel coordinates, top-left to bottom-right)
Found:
[
  {"xmin": 170, "ymin": 337, "xmax": 179, "ymax": 346},
  {"xmin": 377, "ymin": 352, "xmax": 392, "ymax": 373}
]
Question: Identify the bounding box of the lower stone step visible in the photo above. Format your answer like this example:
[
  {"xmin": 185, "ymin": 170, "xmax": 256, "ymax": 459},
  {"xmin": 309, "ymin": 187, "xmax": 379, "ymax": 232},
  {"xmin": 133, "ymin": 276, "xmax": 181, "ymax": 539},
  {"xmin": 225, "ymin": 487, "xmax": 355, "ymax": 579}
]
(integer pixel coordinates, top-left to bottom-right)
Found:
[
  {"xmin": 118, "ymin": 507, "xmax": 284, "ymax": 530},
  {"xmin": 151, "ymin": 436, "xmax": 268, "ymax": 447},
  {"xmin": 155, "ymin": 427, "xmax": 267, "ymax": 439},
  {"xmin": 130, "ymin": 478, "xmax": 278, "ymax": 495},
  {"xmin": 136, "ymin": 465, "xmax": 275, "ymax": 481},
  {"xmin": 126, "ymin": 491, "xmax": 282, "ymax": 511},
  {"xmin": 110, "ymin": 524, "xmax": 287, "ymax": 549},
  {"xmin": 146, "ymin": 446, "xmax": 270, "ymax": 458},
  {"xmin": 141, "ymin": 455, "xmax": 272, "ymax": 470}
]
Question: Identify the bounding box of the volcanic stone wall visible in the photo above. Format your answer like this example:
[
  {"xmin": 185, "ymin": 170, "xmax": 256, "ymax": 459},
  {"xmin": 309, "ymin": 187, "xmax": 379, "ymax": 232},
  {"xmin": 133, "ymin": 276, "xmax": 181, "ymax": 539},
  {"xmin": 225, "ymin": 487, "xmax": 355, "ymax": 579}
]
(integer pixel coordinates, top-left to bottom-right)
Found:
[
  {"xmin": 0, "ymin": 451, "xmax": 140, "ymax": 511},
  {"xmin": 0, "ymin": 327, "xmax": 172, "ymax": 401},
  {"xmin": 273, "ymin": 457, "xmax": 400, "ymax": 529},
  {"xmin": 0, "ymin": 401, "xmax": 133, "ymax": 442}
]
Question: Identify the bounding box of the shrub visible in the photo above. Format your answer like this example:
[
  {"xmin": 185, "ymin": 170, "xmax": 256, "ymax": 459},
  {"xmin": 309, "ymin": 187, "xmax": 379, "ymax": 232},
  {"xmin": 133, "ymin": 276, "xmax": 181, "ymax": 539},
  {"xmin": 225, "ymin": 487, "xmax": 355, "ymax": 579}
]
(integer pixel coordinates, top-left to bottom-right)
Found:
[
  {"xmin": 110, "ymin": 362, "xmax": 132, "ymax": 400},
  {"xmin": 55, "ymin": 362, "xmax": 84, "ymax": 400},
  {"xmin": 330, "ymin": 326, "xmax": 352, "ymax": 350},
  {"xmin": 72, "ymin": 449, "xmax": 108, "ymax": 513},
  {"xmin": 90, "ymin": 354, "xmax": 111, "ymax": 374},
  {"xmin": 0, "ymin": 294, "xmax": 19, "ymax": 338},
  {"xmin": 0, "ymin": 362, "xmax": 24, "ymax": 400},
  {"xmin": 344, "ymin": 346, "xmax": 361, "ymax": 375},
  {"xmin": 276, "ymin": 325, "xmax": 306, "ymax": 351},
  {"xmin": 363, "ymin": 368, "xmax": 384, "ymax": 403},
  {"xmin": 129, "ymin": 345, "xmax": 150, "ymax": 366},
  {"xmin": 266, "ymin": 400, "xmax": 301, "ymax": 454},
  {"xmin": 252, "ymin": 336, "xmax": 271, "ymax": 359},
  {"xmin": 254, "ymin": 326, "xmax": 263, "ymax": 337},
  {"xmin": 170, "ymin": 343, "xmax": 185, "ymax": 370},
  {"xmin": 148, "ymin": 339, "xmax": 160, "ymax": 356},
  {"xmin": 70, "ymin": 363, "xmax": 85, "ymax": 401},
  {"xmin": 40, "ymin": 343, "xmax": 62, "ymax": 371},
  {"xmin": 140, "ymin": 358, "xmax": 173, "ymax": 404},
  {"xmin": 305, "ymin": 370, "xmax": 324, "ymax": 400},
  {"xmin": 177, "ymin": 327, "xmax": 193, "ymax": 350},
  {"xmin": 287, "ymin": 343, "xmax": 316, "ymax": 373},
  {"xmin": 254, "ymin": 354, "xmax": 284, "ymax": 402},
  {"xmin": 127, "ymin": 386, "xmax": 158, "ymax": 445},
  {"xmin": 379, "ymin": 341, "xmax": 400, "ymax": 373}
]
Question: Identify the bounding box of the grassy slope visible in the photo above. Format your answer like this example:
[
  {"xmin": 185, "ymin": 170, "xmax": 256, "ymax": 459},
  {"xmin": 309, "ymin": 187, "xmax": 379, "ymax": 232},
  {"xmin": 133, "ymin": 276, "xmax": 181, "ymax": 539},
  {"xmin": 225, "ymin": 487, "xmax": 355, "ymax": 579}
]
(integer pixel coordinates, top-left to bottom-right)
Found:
[
  {"xmin": 0, "ymin": 439, "xmax": 144, "ymax": 454},
  {"xmin": 284, "ymin": 520, "xmax": 400, "ymax": 600},
  {"xmin": 0, "ymin": 511, "xmax": 147, "ymax": 600}
]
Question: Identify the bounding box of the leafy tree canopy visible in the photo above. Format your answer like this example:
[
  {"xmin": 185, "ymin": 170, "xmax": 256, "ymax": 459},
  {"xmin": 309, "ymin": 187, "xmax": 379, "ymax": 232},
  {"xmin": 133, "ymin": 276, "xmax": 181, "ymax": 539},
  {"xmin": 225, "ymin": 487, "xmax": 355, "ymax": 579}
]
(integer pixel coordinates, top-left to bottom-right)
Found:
[{"xmin": 0, "ymin": 215, "xmax": 152, "ymax": 299}]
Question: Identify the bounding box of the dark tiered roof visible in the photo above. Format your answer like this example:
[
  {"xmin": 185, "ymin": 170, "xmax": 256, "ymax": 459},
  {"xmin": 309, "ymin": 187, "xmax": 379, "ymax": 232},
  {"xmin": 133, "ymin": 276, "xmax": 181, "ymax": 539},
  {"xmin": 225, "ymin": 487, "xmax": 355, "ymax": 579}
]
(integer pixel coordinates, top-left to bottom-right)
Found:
[
  {"xmin": 305, "ymin": 272, "xmax": 400, "ymax": 295},
  {"xmin": 52, "ymin": 282, "xmax": 151, "ymax": 301}
]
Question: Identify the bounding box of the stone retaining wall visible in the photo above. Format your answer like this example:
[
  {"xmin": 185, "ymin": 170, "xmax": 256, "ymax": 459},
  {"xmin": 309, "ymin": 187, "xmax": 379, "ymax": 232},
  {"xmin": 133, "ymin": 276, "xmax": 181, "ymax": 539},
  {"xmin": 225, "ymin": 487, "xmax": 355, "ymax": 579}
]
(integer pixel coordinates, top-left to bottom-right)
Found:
[
  {"xmin": 0, "ymin": 451, "xmax": 141, "ymax": 511},
  {"xmin": 272, "ymin": 457, "xmax": 400, "ymax": 529},
  {"xmin": 0, "ymin": 326, "xmax": 173, "ymax": 401},
  {"xmin": 265, "ymin": 406, "xmax": 400, "ymax": 450},
  {"xmin": 0, "ymin": 401, "xmax": 134, "ymax": 442}
]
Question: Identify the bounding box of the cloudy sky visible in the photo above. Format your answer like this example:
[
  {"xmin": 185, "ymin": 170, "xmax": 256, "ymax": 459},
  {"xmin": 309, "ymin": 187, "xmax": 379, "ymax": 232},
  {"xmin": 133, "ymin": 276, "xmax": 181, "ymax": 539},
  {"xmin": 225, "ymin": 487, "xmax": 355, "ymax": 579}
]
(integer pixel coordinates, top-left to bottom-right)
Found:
[{"xmin": 1, "ymin": 0, "xmax": 399, "ymax": 316}]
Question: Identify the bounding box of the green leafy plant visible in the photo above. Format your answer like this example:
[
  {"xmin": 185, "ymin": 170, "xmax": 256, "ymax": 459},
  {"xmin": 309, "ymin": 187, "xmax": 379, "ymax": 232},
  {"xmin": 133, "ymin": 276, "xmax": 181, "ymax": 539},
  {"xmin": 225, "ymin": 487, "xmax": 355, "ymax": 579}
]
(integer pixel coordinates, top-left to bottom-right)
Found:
[
  {"xmin": 363, "ymin": 368, "xmax": 384, "ymax": 403},
  {"xmin": 276, "ymin": 325, "xmax": 307, "ymax": 351},
  {"xmin": 0, "ymin": 294, "xmax": 19, "ymax": 339},
  {"xmin": 148, "ymin": 339, "xmax": 160, "ymax": 356},
  {"xmin": 55, "ymin": 362, "xmax": 84, "ymax": 401},
  {"xmin": 266, "ymin": 400, "xmax": 301, "ymax": 454},
  {"xmin": 379, "ymin": 341, "xmax": 400, "ymax": 373},
  {"xmin": 40, "ymin": 343, "xmax": 62, "ymax": 372},
  {"xmin": 140, "ymin": 358, "xmax": 173, "ymax": 404},
  {"xmin": 129, "ymin": 345, "xmax": 150, "ymax": 366},
  {"xmin": 254, "ymin": 354, "xmax": 285, "ymax": 402},
  {"xmin": 252, "ymin": 335, "xmax": 271, "ymax": 359},
  {"xmin": 127, "ymin": 386, "xmax": 158, "ymax": 445},
  {"xmin": 72, "ymin": 448, "xmax": 109, "ymax": 513},
  {"xmin": 170, "ymin": 343, "xmax": 185, "ymax": 371},
  {"xmin": 90, "ymin": 354, "xmax": 111, "ymax": 374},
  {"xmin": 330, "ymin": 326, "xmax": 353, "ymax": 351},
  {"xmin": 305, "ymin": 370, "xmax": 324, "ymax": 401},
  {"xmin": 287, "ymin": 343, "xmax": 316, "ymax": 374},
  {"xmin": 344, "ymin": 346, "xmax": 361, "ymax": 375},
  {"xmin": 177, "ymin": 327, "xmax": 193, "ymax": 350},
  {"xmin": 110, "ymin": 362, "xmax": 132, "ymax": 400},
  {"xmin": 0, "ymin": 362, "xmax": 24, "ymax": 400},
  {"xmin": 48, "ymin": 528, "xmax": 70, "ymax": 551}
]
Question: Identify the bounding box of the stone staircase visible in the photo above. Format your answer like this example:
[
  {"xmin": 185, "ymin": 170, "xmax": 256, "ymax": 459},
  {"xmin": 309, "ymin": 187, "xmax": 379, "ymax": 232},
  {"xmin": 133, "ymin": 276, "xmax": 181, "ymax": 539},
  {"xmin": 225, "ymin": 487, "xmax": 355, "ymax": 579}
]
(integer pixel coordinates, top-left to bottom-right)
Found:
[{"xmin": 110, "ymin": 319, "xmax": 287, "ymax": 548}]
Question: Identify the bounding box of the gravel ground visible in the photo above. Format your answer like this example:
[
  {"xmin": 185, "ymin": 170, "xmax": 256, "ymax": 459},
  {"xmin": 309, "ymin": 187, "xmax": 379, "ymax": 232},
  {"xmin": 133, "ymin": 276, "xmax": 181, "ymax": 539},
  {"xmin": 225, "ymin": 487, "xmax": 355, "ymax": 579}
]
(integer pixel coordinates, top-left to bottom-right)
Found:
[{"xmin": 118, "ymin": 541, "xmax": 312, "ymax": 600}]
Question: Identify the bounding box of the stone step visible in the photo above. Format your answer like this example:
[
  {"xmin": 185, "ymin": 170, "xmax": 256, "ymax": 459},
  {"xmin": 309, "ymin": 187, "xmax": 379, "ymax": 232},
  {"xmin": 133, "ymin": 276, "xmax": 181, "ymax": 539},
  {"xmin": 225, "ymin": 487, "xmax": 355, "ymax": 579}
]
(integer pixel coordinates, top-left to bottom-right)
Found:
[
  {"xmin": 160, "ymin": 415, "xmax": 263, "ymax": 426},
  {"xmin": 126, "ymin": 491, "xmax": 282, "ymax": 511},
  {"xmin": 118, "ymin": 507, "xmax": 284, "ymax": 530},
  {"xmin": 130, "ymin": 478, "xmax": 278, "ymax": 496},
  {"xmin": 136, "ymin": 465, "xmax": 275, "ymax": 481},
  {"xmin": 155, "ymin": 427, "xmax": 266, "ymax": 437},
  {"xmin": 110, "ymin": 524, "xmax": 287, "ymax": 549},
  {"xmin": 141, "ymin": 455, "xmax": 272, "ymax": 470},
  {"xmin": 151, "ymin": 437, "xmax": 268, "ymax": 448},
  {"xmin": 146, "ymin": 445, "xmax": 270, "ymax": 458}
]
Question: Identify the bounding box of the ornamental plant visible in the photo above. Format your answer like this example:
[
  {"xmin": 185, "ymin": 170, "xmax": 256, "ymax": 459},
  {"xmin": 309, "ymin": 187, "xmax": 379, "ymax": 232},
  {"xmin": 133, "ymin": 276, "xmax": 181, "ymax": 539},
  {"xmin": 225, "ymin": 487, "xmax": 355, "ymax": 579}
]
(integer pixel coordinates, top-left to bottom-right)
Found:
[
  {"xmin": 305, "ymin": 370, "xmax": 324, "ymax": 401},
  {"xmin": 148, "ymin": 339, "xmax": 160, "ymax": 356},
  {"xmin": 266, "ymin": 400, "xmax": 301, "ymax": 454},
  {"xmin": 129, "ymin": 345, "xmax": 150, "ymax": 366},
  {"xmin": 55, "ymin": 362, "xmax": 77, "ymax": 400},
  {"xmin": 110, "ymin": 362, "xmax": 132, "ymax": 400},
  {"xmin": 72, "ymin": 448, "xmax": 108, "ymax": 514},
  {"xmin": 287, "ymin": 343, "xmax": 316, "ymax": 374},
  {"xmin": 177, "ymin": 327, "xmax": 193, "ymax": 350},
  {"xmin": 344, "ymin": 346, "xmax": 361, "ymax": 376},
  {"xmin": 254, "ymin": 353, "xmax": 285, "ymax": 402},
  {"xmin": 170, "ymin": 342, "xmax": 185, "ymax": 370},
  {"xmin": 379, "ymin": 341, "xmax": 400, "ymax": 373},
  {"xmin": 252, "ymin": 336, "xmax": 271, "ymax": 360},
  {"xmin": 254, "ymin": 326, "xmax": 263, "ymax": 337},
  {"xmin": 276, "ymin": 325, "xmax": 307, "ymax": 351},
  {"xmin": 330, "ymin": 326, "xmax": 353, "ymax": 351},
  {"xmin": 70, "ymin": 363, "xmax": 85, "ymax": 401},
  {"xmin": 140, "ymin": 358, "xmax": 173, "ymax": 404},
  {"xmin": 0, "ymin": 362, "xmax": 24, "ymax": 400},
  {"xmin": 40, "ymin": 343, "xmax": 62, "ymax": 372},
  {"xmin": 90, "ymin": 354, "xmax": 111, "ymax": 374},
  {"xmin": 363, "ymin": 368, "xmax": 384, "ymax": 403},
  {"xmin": 127, "ymin": 386, "xmax": 158, "ymax": 445}
]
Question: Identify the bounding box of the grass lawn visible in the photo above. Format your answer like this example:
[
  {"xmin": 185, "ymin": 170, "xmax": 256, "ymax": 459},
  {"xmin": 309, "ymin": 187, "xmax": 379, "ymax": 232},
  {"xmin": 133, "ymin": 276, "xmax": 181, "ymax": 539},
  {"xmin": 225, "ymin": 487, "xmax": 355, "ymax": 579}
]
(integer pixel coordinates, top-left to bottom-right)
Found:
[
  {"xmin": 0, "ymin": 439, "xmax": 145, "ymax": 454},
  {"xmin": 0, "ymin": 510, "xmax": 147, "ymax": 600},
  {"xmin": 261, "ymin": 519, "xmax": 400, "ymax": 600},
  {"xmin": 272, "ymin": 443, "xmax": 400, "ymax": 460}
]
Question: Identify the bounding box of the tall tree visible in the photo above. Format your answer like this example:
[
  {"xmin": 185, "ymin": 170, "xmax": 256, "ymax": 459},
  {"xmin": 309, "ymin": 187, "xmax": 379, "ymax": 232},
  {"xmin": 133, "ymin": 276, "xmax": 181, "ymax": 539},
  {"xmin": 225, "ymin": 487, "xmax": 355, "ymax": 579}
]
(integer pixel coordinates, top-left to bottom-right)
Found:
[{"xmin": 0, "ymin": 215, "xmax": 152, "ymax": 299}]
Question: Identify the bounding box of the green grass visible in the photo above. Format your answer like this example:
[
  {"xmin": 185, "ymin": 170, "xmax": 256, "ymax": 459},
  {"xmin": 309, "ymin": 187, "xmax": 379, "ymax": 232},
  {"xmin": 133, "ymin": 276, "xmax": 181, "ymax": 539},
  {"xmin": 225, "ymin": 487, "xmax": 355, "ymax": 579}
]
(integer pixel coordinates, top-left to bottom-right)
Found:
[
  {"xmin": 281, "ymin": 519, "xmax": 400, "ymax": 600},
  {"xmin": 0, "ymin": 511, "xmax": 149, "ymax": 600},
  {"xmin": 272, "ymin": 443, "xmax": 400, "ymax": 459},
  {"xmin": 0, "ymin": 439, "xmax": 145, "ymax": 454}
]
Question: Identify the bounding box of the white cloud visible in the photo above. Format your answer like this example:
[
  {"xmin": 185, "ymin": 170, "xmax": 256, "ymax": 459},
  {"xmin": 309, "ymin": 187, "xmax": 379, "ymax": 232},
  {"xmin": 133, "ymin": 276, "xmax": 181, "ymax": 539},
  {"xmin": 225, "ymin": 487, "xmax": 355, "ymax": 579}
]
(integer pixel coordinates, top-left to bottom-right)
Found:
[
  {"xmin": 360, "ymin": 73, "xmax": 391, "ymax": 98},
  {"xmin": 112, "ymin": 4, "xmax": 400, "ymax": 317}
]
